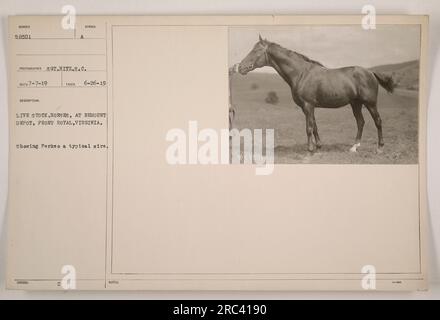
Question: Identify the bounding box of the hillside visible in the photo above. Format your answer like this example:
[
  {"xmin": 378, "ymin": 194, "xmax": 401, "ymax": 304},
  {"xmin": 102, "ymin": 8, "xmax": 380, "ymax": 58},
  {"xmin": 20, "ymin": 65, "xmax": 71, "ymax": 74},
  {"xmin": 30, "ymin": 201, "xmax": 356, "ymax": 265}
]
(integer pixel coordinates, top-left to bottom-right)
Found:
[{"xmin": 370, "ymin": 60, "xmax": 420, "ymax": 90}]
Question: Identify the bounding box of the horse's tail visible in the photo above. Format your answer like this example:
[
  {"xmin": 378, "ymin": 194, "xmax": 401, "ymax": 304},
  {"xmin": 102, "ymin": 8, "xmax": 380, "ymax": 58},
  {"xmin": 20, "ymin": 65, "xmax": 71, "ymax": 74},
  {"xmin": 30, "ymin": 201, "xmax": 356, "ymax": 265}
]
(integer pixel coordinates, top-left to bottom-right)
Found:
[{"xmin": 373, "ymin": 72, "xmax": 396, "ymax": 93}]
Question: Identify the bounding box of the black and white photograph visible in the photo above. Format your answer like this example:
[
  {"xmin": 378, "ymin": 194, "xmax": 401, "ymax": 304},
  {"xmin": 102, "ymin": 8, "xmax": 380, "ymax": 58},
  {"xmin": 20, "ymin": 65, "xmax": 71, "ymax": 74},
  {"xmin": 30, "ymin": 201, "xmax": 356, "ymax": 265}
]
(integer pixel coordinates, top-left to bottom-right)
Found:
[
  {"xmin": 229, "ymin": 25, "xmax": 421, "ymax": 164},
  {"xmin": 0, "ymin": 1, "xmax": 438, "ymax": 301}
]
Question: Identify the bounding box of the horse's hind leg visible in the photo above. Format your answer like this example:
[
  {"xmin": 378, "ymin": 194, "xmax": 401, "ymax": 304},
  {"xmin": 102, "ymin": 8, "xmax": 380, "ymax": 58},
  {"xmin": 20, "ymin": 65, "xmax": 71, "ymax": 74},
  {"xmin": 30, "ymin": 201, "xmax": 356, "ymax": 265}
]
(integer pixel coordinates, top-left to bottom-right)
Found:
[
  {"xmin": 349, "ymin": 102, "xmax": 365, "ymax": 152},
  {"xmin": 365, "ymin": 102, "xmax": 384, "ymax": 153}
]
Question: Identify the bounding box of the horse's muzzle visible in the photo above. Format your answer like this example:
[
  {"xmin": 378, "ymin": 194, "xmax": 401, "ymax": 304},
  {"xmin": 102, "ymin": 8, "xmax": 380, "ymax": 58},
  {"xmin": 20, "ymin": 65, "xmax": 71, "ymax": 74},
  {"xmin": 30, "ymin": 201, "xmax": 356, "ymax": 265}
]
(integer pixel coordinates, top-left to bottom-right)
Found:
[{"xmin": 238, "ymin": 64, "xmax": 252, "ymax": 75}]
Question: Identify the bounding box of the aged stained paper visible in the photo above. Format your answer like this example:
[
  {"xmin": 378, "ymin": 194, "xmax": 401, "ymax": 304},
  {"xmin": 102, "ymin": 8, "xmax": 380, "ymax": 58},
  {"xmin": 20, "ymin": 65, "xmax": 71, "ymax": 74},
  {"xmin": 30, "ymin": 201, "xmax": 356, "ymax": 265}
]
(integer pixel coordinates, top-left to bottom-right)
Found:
[{"xmin": 7, "ymin": 15, "xmax": 429, "ymax": 290}]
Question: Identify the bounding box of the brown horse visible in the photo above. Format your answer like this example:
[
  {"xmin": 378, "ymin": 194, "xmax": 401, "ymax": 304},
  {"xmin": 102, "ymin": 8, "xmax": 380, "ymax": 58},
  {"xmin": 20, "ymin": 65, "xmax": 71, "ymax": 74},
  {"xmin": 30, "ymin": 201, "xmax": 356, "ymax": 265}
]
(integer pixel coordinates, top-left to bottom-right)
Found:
[{"xmin": 238, "ymin": 35, "xmax": 395, "ymax": 153}]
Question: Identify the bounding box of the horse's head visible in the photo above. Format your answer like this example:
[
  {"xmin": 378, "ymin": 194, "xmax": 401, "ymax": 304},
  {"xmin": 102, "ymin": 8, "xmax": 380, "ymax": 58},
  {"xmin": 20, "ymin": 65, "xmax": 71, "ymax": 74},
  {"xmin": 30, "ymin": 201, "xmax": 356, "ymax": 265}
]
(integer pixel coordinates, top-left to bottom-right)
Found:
[{"xmin": 238, "ymin": 35, "xmax": 269, "ymax": 75}]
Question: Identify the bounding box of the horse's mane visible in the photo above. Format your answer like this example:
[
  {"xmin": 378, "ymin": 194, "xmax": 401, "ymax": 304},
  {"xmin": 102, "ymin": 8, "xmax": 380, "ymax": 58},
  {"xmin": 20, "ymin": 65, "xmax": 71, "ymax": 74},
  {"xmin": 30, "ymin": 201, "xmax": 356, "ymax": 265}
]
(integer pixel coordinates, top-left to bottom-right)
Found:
[{"xmin": 269, "ymin": 42, "xmax": 324, "ymax": 67}]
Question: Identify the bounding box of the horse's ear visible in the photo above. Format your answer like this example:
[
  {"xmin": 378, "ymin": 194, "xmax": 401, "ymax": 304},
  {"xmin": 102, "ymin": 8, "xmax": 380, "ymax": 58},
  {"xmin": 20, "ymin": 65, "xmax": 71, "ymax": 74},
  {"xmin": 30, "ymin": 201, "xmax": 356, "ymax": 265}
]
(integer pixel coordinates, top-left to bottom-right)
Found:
[{"xmin": 259, "ymin": 34, "xmax": 264, "ymax": 43}]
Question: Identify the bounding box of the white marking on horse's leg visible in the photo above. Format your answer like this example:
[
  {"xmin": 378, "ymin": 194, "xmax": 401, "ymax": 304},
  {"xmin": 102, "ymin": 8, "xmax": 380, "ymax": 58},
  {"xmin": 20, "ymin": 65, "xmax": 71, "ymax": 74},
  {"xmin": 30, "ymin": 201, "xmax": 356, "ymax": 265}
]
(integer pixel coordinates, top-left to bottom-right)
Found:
[{"xmin": 350, "ymin": 143, "xmax": 361, "ymax": 152}]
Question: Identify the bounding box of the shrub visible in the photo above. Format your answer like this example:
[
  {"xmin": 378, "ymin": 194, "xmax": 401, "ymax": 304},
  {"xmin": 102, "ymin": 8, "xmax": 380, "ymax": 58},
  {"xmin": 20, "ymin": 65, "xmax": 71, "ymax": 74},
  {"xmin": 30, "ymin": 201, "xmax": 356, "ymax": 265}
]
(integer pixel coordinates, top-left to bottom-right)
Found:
[{"xmin": 265, "ymin": 91, "xmax": 279, "ymax": 105}]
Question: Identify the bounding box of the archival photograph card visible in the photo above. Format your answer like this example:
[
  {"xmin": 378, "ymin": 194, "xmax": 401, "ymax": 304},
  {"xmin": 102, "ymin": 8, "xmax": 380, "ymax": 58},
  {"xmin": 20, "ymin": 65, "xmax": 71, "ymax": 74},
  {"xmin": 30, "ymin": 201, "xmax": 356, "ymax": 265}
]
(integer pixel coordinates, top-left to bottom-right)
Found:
[{"xmin": 6, "ymin": 15, "xmax": 429, "ymax": 291}]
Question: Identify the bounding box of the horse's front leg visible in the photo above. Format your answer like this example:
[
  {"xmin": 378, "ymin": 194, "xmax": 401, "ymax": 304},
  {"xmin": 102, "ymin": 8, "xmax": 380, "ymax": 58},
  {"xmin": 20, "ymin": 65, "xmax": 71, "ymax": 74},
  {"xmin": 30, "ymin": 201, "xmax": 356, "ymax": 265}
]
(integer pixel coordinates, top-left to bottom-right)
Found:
[
  {"xmin": 311, "ymin": 111, "xmax": 321, "ymax": 149},
  {"xmin": 303, "ymin": 104, "xmax": 316, "ymax": 152}
]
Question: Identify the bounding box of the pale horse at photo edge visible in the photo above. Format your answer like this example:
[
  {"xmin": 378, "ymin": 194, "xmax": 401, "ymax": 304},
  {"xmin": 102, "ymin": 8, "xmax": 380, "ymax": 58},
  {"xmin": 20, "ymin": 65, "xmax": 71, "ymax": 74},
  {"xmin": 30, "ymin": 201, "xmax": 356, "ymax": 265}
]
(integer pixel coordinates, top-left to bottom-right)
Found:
[{"xmin": 229, "ymin": 64, "xmax": 240, "ymax": 128}]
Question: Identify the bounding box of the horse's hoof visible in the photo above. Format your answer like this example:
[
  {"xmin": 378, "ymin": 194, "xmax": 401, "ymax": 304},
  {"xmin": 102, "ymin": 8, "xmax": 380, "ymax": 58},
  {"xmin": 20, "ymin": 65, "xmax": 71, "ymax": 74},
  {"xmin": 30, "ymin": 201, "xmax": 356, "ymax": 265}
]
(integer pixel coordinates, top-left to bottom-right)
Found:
[
  {"xmin": 316, "ymin": 144, "xmax": 322, "ymax": 149},
  {"xmin": 349, "ymin": 143, "xmax": 360, "ymax": 153},
  {"xmin": 376, "ymin": 146, "xmax": 384, "ymax": 154}
]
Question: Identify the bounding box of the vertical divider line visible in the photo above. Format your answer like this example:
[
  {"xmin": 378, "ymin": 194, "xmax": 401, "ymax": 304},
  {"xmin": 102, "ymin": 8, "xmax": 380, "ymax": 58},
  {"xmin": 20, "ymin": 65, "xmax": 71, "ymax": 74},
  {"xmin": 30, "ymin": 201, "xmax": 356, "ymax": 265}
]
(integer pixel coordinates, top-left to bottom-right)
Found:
[{"xmin": 104, "ymin": 21, "xmax": 109, "ymax": 288}]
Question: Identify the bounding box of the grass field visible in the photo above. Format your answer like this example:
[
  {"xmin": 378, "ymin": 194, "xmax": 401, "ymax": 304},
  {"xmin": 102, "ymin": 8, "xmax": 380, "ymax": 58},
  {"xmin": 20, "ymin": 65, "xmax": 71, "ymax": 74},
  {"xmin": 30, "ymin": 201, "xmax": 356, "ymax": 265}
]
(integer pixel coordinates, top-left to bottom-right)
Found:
[{"xmin": 230, "ymin": 72, "xmax": 419, "ymax": 164}]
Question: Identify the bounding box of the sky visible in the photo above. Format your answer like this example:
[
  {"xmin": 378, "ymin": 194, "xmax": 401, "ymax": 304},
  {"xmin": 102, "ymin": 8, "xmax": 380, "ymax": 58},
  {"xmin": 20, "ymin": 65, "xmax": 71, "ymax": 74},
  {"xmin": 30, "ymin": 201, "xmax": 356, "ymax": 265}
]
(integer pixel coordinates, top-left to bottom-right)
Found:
[{"xmin": 229, "ymin": 25, "xmax": 420, "ymax": 71}]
